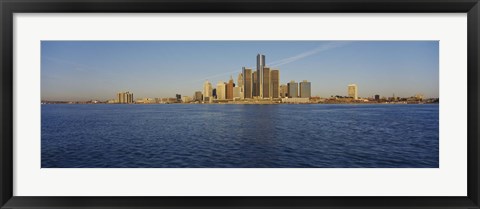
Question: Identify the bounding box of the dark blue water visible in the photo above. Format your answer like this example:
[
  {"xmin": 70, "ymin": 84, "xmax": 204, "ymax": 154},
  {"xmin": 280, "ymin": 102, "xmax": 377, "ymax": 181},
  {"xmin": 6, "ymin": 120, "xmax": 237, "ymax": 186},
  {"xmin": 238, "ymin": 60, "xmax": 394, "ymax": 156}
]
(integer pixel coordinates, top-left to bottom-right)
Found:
[{"xmin": 41, "ymin": 104, "xmax": 439, "ymax": 168}]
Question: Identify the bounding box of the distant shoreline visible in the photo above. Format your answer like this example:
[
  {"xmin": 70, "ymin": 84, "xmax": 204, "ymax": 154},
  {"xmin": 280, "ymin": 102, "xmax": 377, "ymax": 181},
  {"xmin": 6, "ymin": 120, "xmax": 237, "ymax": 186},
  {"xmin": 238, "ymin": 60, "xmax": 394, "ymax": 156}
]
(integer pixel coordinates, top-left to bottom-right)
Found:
[{"xmin": 41, "ymin": 102, "xmax": 439, "ymax": 105}]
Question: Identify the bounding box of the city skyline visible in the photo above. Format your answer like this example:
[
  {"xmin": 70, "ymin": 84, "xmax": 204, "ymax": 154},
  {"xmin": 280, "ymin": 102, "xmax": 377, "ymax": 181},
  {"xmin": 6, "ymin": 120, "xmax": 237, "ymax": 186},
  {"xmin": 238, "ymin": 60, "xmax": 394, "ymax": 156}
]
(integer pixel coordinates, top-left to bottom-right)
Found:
[{"xmin": 41, "ymin": 41, "xmax": 439, "ymax": 101}]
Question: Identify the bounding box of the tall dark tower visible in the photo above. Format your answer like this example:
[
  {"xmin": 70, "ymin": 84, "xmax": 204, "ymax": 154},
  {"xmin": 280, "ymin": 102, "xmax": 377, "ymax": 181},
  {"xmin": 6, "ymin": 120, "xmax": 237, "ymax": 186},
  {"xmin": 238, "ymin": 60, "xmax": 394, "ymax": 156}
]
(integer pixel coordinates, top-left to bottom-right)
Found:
[
  {"xmin": 252, "ymin": 71, "xmax": 258, "ymax": 97},
  {"xmin": 271, "ymin": 69, "xmax": 280, "ymax": 98},
  {"xmin": 262, "ymin": 67, "xmax": 271, "ymax": 98},
  {"xmin": 256, "ymin": 54, "xmax": 265, "ymax": 97},
  {"xmin": 242, "ymin": 67, "xmax": 253, "ymax": 99},
  {"xmin": 226, "ymin": 76, "xmax": 234, "ymax": 100}
]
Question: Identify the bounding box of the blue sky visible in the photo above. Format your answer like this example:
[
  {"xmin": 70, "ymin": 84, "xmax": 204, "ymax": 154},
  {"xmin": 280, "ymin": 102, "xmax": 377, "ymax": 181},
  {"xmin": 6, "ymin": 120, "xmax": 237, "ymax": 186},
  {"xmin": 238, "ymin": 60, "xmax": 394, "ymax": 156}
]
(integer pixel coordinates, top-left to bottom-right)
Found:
[{"xmin": 41, "ymin": 41, "xmax": 439, "ymax": 101}]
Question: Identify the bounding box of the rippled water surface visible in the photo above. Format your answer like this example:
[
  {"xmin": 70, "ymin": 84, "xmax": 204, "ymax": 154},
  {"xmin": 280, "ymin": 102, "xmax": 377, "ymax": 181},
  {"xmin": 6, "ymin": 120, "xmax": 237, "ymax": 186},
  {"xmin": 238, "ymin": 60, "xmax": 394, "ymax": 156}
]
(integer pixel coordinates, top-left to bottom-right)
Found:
[{"xmin": 41, "ymin": 104, "xmax": 439, "ymax": 168}]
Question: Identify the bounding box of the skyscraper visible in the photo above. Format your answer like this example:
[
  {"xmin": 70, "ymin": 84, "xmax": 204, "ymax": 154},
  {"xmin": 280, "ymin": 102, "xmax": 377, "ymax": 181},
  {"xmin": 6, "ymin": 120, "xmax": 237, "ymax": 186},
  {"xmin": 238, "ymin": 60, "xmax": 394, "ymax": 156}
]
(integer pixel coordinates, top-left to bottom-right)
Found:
[
  {"xmin": 117, "ymin": 93, "xmax": 121, "ymax": 103},
  {"xmin": 280, "ymin": 84, "xmax": 288, "ymax": 98},
  {"xmin": 194, "ymin": 91, "xmax": 203, "ymax": 102},
  {"xmin": 287, "ymin": 81, "xmax": 299, "ymax": 98},
  {"xmin": 299, "ymin": 80, "xmax": 311, "ymax": 98},
  {"xmin": 271, "ymin": 69, "xmax": 280, "ymax": 98},
  {"xmin": 217, "ymin": 81, "xmax": 226, "ymax": 100},
  {"xmin": 117, "ymin": 91, "xmax": 134, "ymax": 104},
  {"xmin": 242, "ymin": 67, "xmax": 252, "ymax": 99},
  {"xmin": 127, "ymin": 93, "xmax": 133, "ymax": 103},
  {"xmin": 252, "ymin": 71, "xmax": 258, "ymax": 97},
  {"xmin": 237, "ymin": 73, "xmax": 243, "ymax": 89},
  {"xmin": 117, "ymin": 92, "xmax": 123, "ymax": 103},
  {"xmin": 237, "ymin": 73, "xmax": 243, "ymax": 99},
  {"xmin": 226, "ymin": 76, "xmax": 234, "ymax": 100},
  {"xmin": 203, "ymin": 80, "xmax": 212, "ymax": 102},
  {"xmin": 262, "ymin": 67, "xmax": 271, "ymax": 98},
  {"xmin": 256, "ymin": 54, "xmax": 265, "ymax": 97},
  {"xmin": 233, "ymin": 86, "xmax": 242, "ymax": 99},
  {"xmin": 348, "ymin": 84, "xmax": 358, "ymax": 99}
]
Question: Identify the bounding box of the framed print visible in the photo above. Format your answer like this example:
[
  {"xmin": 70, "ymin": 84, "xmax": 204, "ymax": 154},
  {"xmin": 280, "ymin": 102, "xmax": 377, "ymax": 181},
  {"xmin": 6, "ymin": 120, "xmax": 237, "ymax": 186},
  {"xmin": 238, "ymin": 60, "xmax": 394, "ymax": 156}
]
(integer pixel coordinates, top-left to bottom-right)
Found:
[{"xmin": 1, "ymin": 0, "xmax": 479, "ymax": 208}]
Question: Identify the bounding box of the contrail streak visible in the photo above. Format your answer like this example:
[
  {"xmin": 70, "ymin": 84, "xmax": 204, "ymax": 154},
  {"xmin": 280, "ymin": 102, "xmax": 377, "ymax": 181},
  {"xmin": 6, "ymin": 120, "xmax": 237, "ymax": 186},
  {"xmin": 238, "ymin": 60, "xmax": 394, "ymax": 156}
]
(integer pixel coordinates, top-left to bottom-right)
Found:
[
  {"xmin": 267, "ymin": 42, "xmax": 351, "ymax": 67},
  {"xmin": 196, "ymin": 42, "xmax": 351, "ymax": 82}
]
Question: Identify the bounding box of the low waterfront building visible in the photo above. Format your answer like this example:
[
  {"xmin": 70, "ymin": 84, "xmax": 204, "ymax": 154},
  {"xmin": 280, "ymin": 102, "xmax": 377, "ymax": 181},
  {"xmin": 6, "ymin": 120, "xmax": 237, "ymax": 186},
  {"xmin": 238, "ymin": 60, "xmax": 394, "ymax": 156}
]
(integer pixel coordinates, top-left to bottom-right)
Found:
[
  {"xmin": 281, "ymin": 97, "xmax": 310, "ymax": 104},
  {"xmin": 160, "ymin": 97, "xmax": 177, "ymax": 103},
  {"xmin": 415, "ymin": 94, "xmax": 424, "ymax": 101},
  {"xmin": 182, "ymin": 96, "xmax": 192, "ymax": 103},
  {"xmin": 136, "ymin": 98, "xmax": 156, "ymax": 104}
]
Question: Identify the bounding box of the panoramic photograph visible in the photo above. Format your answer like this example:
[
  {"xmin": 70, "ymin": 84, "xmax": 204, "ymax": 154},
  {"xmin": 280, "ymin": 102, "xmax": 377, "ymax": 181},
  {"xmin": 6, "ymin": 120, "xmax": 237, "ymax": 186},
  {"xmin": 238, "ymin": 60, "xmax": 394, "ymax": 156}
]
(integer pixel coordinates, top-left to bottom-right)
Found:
[{"xmin": 41, "ymin": 41, "xmax": 439, "ymax": 168}]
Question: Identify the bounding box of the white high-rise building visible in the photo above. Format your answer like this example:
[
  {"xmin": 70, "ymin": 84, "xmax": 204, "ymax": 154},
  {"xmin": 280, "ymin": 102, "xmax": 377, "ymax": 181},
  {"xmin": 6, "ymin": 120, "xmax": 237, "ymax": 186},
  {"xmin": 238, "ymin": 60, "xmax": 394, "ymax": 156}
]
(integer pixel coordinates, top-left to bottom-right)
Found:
[
  {"xmin": 217, "ymin": 81, "xmax": 226, "ymax": 100},
  {"xmin": 348, "ymin": 84, "xmax": 358, "ymax": 100},
  {"xmin": 203, "ymin": 80, "xmax": 213, "ymax": 102},
  {"xmin": 233, "ymin": 86, "xmax": 242, "ymax": 99},
  {"xmin": 237, "ymin": 73, "xmax": 243, "ymax": 89},
  {"xmin": 237, "ymin": 73, "xmax": 244, "ymax": 99}
]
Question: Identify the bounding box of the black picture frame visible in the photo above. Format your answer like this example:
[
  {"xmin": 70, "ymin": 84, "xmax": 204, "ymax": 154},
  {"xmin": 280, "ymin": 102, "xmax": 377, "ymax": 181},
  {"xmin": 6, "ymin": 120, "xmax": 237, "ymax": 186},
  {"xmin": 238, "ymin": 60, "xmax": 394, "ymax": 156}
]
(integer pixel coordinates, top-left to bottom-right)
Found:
[{"xmin": 1, "ymin": 0, "xmax": 479, "ymax": 208}]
